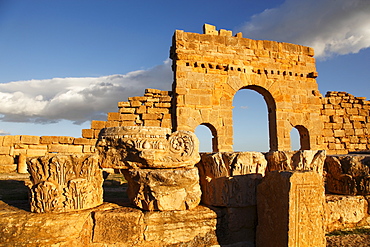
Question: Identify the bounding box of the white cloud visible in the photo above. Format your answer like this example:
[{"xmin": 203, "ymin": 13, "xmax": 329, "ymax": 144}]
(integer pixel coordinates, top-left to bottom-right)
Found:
[
  {"xmin": 0, "ymin": 129, "xmax": 10, "ymax": 135},
  {"xmin": 237, "ymin": 0, "xmax": 370, "ymax": 58},
  {"xmin": 0, "ymin": 60, "xmax": 172, "ymax": 124}
]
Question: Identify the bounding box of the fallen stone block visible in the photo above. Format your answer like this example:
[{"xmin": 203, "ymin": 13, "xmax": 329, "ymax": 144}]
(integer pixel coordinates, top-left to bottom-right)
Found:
[{"xmin": 123, "ymin": 167, "xmax": 201, "ymax": 211}]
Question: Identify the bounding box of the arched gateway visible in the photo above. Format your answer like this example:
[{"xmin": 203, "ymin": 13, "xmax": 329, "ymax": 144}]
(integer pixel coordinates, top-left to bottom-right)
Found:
[{"xmin": 170, "ymin": 24, "xmax": 324, "ymax": 152}]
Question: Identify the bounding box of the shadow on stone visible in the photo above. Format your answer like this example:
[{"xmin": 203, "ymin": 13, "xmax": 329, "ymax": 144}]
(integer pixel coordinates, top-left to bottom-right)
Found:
[{"xmin": 0, "ymin": 179, "xmax": 30, "ymax": 211}]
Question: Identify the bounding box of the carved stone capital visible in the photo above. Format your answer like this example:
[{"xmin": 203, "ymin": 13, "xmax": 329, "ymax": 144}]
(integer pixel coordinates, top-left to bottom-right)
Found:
[{"xmin": 27, "ymin": 154, "xmax": 103, "ymax": 213}]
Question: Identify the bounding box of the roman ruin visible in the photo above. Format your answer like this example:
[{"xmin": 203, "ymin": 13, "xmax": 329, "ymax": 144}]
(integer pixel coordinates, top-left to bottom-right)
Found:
[{"xmin": 1, "ymin": 24, "xmax": 370, "ymax": 246}]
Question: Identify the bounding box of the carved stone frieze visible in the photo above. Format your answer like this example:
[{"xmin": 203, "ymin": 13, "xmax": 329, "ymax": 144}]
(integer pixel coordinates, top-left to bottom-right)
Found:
[
  {"xmin": 27, "ymin": 154, "xmax": 103, "ymax": 213},
  {"xmin": 266, "ymin": 150, "xmax": 326, "ymax": 175},
  {"xmin": 96, "ymin": 126, "xmax": 200, "ymax": 169}
]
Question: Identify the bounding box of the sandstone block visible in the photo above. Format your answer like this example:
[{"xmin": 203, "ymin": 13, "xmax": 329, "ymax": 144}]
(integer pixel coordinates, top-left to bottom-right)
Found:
[
  {"xmin": 47, "ymin": 144, "xmax": 69, "ymax": 153},
  {"xmin": 147, "ymin": 107, "xmax": 169, "ymax": 114},
  {"xmin": 0, "ymin": 146, "xmax": 11, "ymax": 155},
  {"xmin": 120, "ymin": 113, "xmax": 137, "ymax": 121},
  {"xmin": 58, "ymin": 136, "xmax": 74, "ymax": 144},
  {"xmin": 26, "ymin": 149, "xmax": 47, "ymax": 157},
  {"xmin": 325, "ymin": 195, "xmax": 368, "ymax": 232},
  {"xmin": 123, "ymin": 167, "xmax": 201, "ymax": 211},
  {"xmin": 0, "ymin": 163, "xmax": 16, "ymax": 173},
  {"xmin": 0, "ymin": 155, "xmax": 14, "ymax": 165},
  {"xmin": 256, "ymin": 171, "xmax": 326, "ymax": 247},
  {"xmin": 0, "ymin": 206, "xmax": 94, "ymax": 246},
  {"xmin": 73, "ymin": 138, "xmax": 93, "ymax": 145},
  {"xmin": 107, "ymin": 112, "xmax": 120, "ymax": 121},
  {"xmin": 119, "ymin": 107, "xmax": 136, "ymax": 114},
  {"xmin": 81, "ymin": 129, "xmax": 94, "ymax": 139},
  {"xmin": 91, "ymin": 120, "xmax": 106, "ymax": 129},
  {"xmin": 40, "ymin": 136, "xmax": 59, "ymax": 144},
  {"xmin": 20, "ymin": 135, "xmax": 40, "ymax": 144},
  {"xmin": 93, "ymin": 207, "xmax": 144, "ymax": 245},
  {"xmin": 197, "ymin": 152, "xmax": 266, "ymax": 207},
  {"xmin": 67, "ymin": 145, "xmax": 83, "ymax": 153},
  {"xmin": 143, "ymin": 205, "xmax": 217, "ymax": 245},
  {"xmin": 325, "ymin": 154, "xmax": 370, "ymax": 195},
  {"xmin": 118, "ymin": 101, "xmax": 130, "ymax": 107}
]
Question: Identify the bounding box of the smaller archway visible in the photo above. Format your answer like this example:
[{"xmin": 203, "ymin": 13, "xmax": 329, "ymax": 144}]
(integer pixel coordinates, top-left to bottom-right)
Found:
[
  {"xmin": 195, "ymin": 123, "xmax": 218, "ymax": 152},
  {"xmin": 290, "ymin": 125, "xmax": 310, "ymax": 150}
]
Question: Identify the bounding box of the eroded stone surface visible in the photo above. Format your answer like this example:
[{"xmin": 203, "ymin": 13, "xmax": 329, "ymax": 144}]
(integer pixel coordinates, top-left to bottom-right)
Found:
[
  {"xmin": 197, "ymin": 152, "xmax": 266, "ymax": 207},
  {"xmin": 325, "ymin": 195, "xmax": 370, "ymax": 232},
  {"xmin": 123, "ymin": 167, "xmax": 201, "ymax": 211},
  {"xmin": 266, "ymin": 150, "xmax": 326, "ymax": 175},
  {"xmin": 256, "ymin": 171, "xmax": 326, "ymax": 247},
  {"xmin": 97, "ymin": 126, "xmax": 200, "ymax": 169},
  {"xmin": 27, "ymin": 154, "xmax": 103, "ymax": 213},
  {"xmin": 325, "ymin": 154, "xmax": 370, "ymax": 195}
]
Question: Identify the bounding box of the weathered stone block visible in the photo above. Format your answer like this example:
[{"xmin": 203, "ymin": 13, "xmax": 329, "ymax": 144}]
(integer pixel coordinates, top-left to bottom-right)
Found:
[
  {"xmin": 58, "ymin": 136, "xmax": 74, "ymax": 144},
  {"xmin": 325, "ymin": 154, "xmax": 370, "ymax": 195},
  {"xmin": 123, "ymin": 167, "xmax": 201, "ymax": 211},
  {"xmin": 40, "ymin": 136, "xmax": 59, "ymax": 144},
  {"xmin": 198, "ymin": 152, "xmax": 266, "ymax": 207},
  {"xmin": 93, "ymin": 207, "xmax": 144, "ymax": 245},
  {"xmin": 20, "ymin": 135, "xmax": 40, "ymax": 145},
  {"xmin": 91, "ymin": 120, "xmax": 106, "ymax": 129},
  {"xmin": 143, "ymin": 205, "xmax": 218, "ymax": 245},
  {"xmin": 256, "ymin": 171, "xmax": 326, "ymax": 247},
  {"xmin": 81, "ymin": 129, "xmax": 94, "ymax": 139},
  {"xmin": 325, "ymin": 195, "xmax": 368, "ymax": 232}
]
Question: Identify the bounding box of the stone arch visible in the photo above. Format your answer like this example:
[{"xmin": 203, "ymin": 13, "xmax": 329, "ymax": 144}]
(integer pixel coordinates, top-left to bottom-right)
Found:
[
  {"xmin": 195, "ymin": 123, "xmax": 219, "ymax": 152},
  {"xmin": 293, "ymin": 125, "xmax": 311, "ymax": 150},
  {"xmin": 234, "ymin": 85, "xmax": 277, "ymax": 152}
]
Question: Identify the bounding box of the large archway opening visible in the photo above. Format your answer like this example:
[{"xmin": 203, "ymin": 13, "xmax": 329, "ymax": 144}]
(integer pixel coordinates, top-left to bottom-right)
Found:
[
  {"xmin": 195, "ymin": 123, "xmax": 218, "ymax": 153},
  {"xmin": 232, "ymin": 86, "xmax": 277, "ymax": 152}
]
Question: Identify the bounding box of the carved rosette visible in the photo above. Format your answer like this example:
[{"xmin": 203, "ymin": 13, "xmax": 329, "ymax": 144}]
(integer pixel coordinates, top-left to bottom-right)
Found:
[
  {"xmin": 96, "ymin": 126, "xmax": 200, "ymax": 169},
  {"xmin": 27, "ymin": 154, "xmax": 103, "ymax": 213}
]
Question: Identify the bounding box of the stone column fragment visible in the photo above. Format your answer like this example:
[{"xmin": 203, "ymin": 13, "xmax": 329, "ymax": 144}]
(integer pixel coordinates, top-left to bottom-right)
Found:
[
  {"xmin": 256, "ymin": 171, "xmax": 326, "ymax": 247},
  {"xmin": 27, "ymin": 154, "xmax": 103, "ymax": 213}
]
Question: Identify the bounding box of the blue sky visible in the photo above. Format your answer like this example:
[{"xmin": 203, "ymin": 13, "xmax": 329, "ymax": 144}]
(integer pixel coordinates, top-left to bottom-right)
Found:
[{"xmin": 0, "ymin": 0, "xmax": 369, "ymax": 152}]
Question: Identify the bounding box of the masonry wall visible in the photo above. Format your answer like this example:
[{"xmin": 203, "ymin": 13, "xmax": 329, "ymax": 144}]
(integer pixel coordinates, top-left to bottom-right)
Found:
[
  {"xmin": 171, "ymin": 24, "xmax": 324, "ymax": 152},
  {"xmin": 81, "ymin": 88, "xmax": 173, "ymax": 139},
  {"xmin": 321, "ymin": 91, "xmax": 370, "ymax": 154},
  {"xmin": 0, "ymin": 135, "xmax": 97, "ymax": 173}
]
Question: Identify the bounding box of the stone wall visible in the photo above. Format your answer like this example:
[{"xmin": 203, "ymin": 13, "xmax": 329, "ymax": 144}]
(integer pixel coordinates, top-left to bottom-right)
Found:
[
  {"xmin": 0, "ymin": 135, "xmax": 96, "ymax": 173},
  {"xmin": 81, "ymin": 88, "xmax": 173, "ymax": 139},
  {"xmin": 321, "ymin": 91, "xmax": 370, "ymax": 154},
  {"xmin": 171, "ymin": 24, "xmax": 324, "ymax": 152}
]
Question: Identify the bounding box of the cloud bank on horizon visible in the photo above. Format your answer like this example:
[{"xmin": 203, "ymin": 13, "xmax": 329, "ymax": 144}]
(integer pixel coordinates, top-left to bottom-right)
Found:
[
  {"xmin": 0, "ymin": 60, "xmax": 172, "ymax": 124},
  {"xmin": 238, "ymin": 0, "xmax": 370, "ymax": 58}
]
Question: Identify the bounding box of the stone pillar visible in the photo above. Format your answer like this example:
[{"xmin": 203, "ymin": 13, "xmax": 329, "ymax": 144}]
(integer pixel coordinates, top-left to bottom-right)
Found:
[
  {"xmin": 17, "ymin": 153, "xmax": 28, "ymax": 173},
  {"xmin": 256, "ymin": 171, "xmax": 326, "ymax": 247}
]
